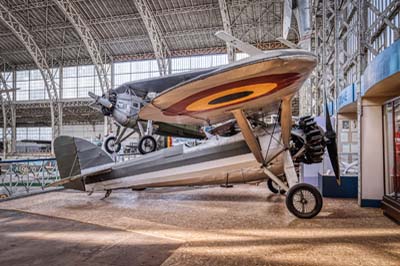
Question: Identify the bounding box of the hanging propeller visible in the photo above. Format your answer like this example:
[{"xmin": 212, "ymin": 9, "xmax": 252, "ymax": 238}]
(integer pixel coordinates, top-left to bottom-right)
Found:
[{"xmin": 324, "ymin": 94, "xmax": 341, "ymax": 185}]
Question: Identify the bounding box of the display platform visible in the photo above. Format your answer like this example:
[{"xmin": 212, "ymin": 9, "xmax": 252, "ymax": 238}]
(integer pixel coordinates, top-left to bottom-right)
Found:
[
  {"xmin": 382, "ymin": 195, "xmax": 400, "ymax": 224},
  {"xmin": 1, "ymin": 185, "xmax": 399, "ymax": 266},
  {"xmin": 318, "ymin": 173, "xmax": 358, "ymax": 198}
]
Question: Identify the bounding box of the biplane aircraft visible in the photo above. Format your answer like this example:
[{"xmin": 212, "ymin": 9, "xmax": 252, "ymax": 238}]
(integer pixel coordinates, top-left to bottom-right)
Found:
[
  {"xmin": 50, "ymin": 31, "xmax": 340, "ymax": 219},
  {"xmin": 89, "ymin": 0, "xmax": 312, "ymax": 156}
]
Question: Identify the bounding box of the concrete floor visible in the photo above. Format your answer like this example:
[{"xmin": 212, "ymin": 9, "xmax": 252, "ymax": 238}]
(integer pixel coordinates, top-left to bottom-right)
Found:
[{"xmin": 0, "ymin": 184, "xmax": 399, "ymax": 266}]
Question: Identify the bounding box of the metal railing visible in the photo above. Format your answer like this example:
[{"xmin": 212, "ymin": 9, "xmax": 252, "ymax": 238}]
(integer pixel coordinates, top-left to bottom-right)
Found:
[{"xmin": 0, "ymin": 158, "xmax": 60, "ymax": 199}]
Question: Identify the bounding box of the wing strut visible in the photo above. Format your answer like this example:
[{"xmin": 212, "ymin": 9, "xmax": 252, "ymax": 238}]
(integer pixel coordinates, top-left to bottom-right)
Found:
[
  {"xmin": 231, "ymin": 109, "xmax": 264, "ymax": 164},
  {"xmin": 280, "ymin": 96, "xmax": 292, "ymax": 148},
  {"xmin": 232, "ymin": 109, "xmax": 291, "ymax": 191},
  {"xmin": 280, "ymin": 96, "xmax": 299, "ymax": 187}
]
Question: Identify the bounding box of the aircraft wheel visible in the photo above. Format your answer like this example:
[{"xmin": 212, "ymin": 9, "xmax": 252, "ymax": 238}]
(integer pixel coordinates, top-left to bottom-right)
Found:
[
  {"xmin": 286, "ymin": 183, "xmax": 322, "ymax": 219},
  {"xmin": 138, "ymin": 135, "xmax": 157, "ymax": 154},
  {"xmin": 104, "ymin": 136, "xmax": 121, "ymax": 154},
  {"xmin": 267, "ymin": 179, "xmax": 285, "ymax": 194}
]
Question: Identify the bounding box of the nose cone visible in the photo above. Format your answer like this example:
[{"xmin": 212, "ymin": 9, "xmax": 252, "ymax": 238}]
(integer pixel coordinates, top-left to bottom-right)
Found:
[{"xmin": 88, "ymin": 91, "xmax": 113, "ymax": 109}]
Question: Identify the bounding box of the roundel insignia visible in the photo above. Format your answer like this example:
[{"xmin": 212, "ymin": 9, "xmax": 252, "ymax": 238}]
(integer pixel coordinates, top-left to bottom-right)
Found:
[
  {"xmin": 163, "ymin": 73, "xmax": 300, "ymax": 116},
  {"xmin": 186, "ymin": 83, "xmax": 278, "ymax": 112}
]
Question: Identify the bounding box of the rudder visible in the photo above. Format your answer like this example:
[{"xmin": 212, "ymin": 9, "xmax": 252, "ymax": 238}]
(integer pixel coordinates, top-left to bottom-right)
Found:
[{"xmin": 54, "ymin": 136, "xmax": 113, "ymax": 191}]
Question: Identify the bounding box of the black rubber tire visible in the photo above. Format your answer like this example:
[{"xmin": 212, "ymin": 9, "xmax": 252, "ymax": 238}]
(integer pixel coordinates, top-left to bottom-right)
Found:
[
  {"xmin": 267, "ymin": 179, "xmax": 285, "ymax": 194},
  {"xmin": 138, "ymin": 135, "xmax": 157, "ymax": 154},
  {"xmin": 104, "ymin": 136, "xmax": 121, "ymax": 154},
  {"xmin": 286, "ymin": 183, "xmax": 323, "ymax": 219}
]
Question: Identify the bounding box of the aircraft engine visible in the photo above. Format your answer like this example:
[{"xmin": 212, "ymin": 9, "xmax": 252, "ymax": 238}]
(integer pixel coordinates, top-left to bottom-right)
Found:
[
  {"xmin": 90, "ymin": 90, "xmax": 143, "ymax": 128},
  {"xmin": 290, "ymin": 116, "xmax": 326, "ymax": 165},
  {"xmin": 111, "ymin": 92, "xmax": 145, "ymax": 128}
]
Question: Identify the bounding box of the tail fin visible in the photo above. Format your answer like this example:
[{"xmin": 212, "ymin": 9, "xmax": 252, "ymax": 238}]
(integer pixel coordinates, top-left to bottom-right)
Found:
[{"xmin": 54, "ymin": 136, "xmax": 113, "ymax": 191}]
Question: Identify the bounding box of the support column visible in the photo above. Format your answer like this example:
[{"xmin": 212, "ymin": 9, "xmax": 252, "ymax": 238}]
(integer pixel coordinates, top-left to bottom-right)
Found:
[
  {"xmin": 359, "ymin": 98, "xmax": 385, "ymax": 207},
  {"xmin": 0, "ymin": 67, "xmax": 16, "ymax": 158},
  {"xmin": 134, "ymin": 0, "xmax": 170, "ymax": 76},
  {"xmin": 0, "ymin": 3, "xmax": 61, "ymax": 154}
]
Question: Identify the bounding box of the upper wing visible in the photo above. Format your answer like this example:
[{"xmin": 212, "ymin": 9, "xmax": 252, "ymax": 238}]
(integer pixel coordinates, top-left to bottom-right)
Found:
[{"xmin": 139, "ymin": 49, "xmax": 317, "ymax": 126}]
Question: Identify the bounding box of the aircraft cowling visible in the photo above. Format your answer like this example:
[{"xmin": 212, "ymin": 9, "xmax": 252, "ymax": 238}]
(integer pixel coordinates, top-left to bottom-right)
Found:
[
  {"xmin": 92, "ymin": 90, "xmax": 143, "ymax": 128},
  {"xmin": 112, "ymin": 109, "xmax": 139, "ymax": 128}
]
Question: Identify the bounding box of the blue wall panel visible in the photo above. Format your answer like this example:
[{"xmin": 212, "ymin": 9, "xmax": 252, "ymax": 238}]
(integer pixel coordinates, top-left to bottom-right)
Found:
[
  {"xmin": 338, "ymin": 83, "xmax": 355, "ymax": 111},
  {"xmin": 362, "ymin": 39, "xmax": 400, "ymax": 95}
]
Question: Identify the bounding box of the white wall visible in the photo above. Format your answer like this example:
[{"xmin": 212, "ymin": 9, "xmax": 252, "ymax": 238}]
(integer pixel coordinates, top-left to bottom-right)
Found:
[
  {"xmin": 61, "ymin": 124, "xmax": 141, "ymax": 145},
  {"xmin": 61, "ymin": 124, "xmax": 104, "ymax": 140}
]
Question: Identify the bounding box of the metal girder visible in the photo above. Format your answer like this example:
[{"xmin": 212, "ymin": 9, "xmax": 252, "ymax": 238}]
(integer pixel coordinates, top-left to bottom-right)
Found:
[
  {"xmin": 310, "ymin": 0, "xmax": 399, "ymax": 115},
  {"xmin": 0, "ymin": 2, "xmax": 62, "ymax": 151},
  {"xmin": 315, "ymin": 0, "xmax": 400, "ymax": 99},
  {"xmin": 366, "ymin": 0, "xmax": 400, "ymax": 43},
  {"xmin": 218, "ymin": 0, "xmax": 235, "ymax": 63},
  {"xmin": 52, "ymin": 0, "xmax": 111, "ymax": 94},
  {"xmin": 0, "ymin": 69, "xmax": 16, "ymax": 157},
  {"xmin": 7, "ymin": 40, "xmax": 289, "ymax": 71},
  {"xmin": 1, "ymin": 22, "xmax": 286, "ymax": 60},
  {"xmin": 134, "ymin": 0, "xmax": 171, "ymax": 76},
  {"xmin": 0, "ymin": 0, "xmax": 279, "ymax": 38},
  {"xmin": 13, "ymin": 99, "xmax": 103, "ymax": 127},
  {"xmin": 0, "ymin": 3, "xmax": 216, "ymax": 37},
  {"xmin": 321, "ymin": 0, "xmax": 336, "ymax": 100}
]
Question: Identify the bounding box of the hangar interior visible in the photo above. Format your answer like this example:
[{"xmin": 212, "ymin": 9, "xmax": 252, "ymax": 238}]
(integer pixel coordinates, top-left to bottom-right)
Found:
[{"xmin": 0, "ymin": 0, "xmax": 400, "ymax": 265}]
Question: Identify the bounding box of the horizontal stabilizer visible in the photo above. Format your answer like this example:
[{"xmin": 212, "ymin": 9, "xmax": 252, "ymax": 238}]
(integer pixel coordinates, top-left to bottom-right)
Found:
[
  {"xmin": 215, "ymin": 31, "xmax": 264, "ymax": 57},
  {"xmin": 47, "ymin": 168, "xmax": 112, "ymax": 188},
  {"xmin": 282, "ymin": 0, "xmax": 292, "ymax": 40},
  {"xmin": 276, "ymin": 37, "xmax": 300, "ymax": 49}
]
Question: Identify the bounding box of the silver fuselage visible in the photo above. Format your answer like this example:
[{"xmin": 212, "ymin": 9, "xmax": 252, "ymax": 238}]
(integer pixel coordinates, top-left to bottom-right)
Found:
[{"xmin": 84, "ymin": 128, "xmax": 285, "ymax": 192}]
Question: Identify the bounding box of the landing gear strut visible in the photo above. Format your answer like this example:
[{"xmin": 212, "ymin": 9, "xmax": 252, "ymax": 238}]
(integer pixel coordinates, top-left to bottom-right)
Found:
[
  {"xmin": 102, "ymin": 189, "xmax": 112, "ymax": 199},
  {"xmin": 232, "ymin": 108, "xmax": 324, "ymax": 219},
  {"xmin": 267, "ymin": 179, "xmax": 285, "ymax": 194}
]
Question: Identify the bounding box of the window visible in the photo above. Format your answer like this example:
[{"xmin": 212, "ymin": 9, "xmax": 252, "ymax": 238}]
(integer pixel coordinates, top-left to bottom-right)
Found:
[
  {"xmin": 384, "ymin": 100, "xmax": 400, "ymax": 202},
  {"xmin": 12, "ymin": 54, "xmax": 232, "ymax": 99},
  {"xmin": 171, "ymin": 54, "xmax": 228, "ymax": 74},
  {"xmin": 114, "ymin": 60, "xmax": 159, "ymax": 87},
  {"xmin": 15, "ymin": 127, "xmax": 52, "ymax": 141},
  {"xmin": 16, "ymin": 71, "xmax": 29, "ymax": 101},
  {"xmin": 15, "ymin": 69, "xmax": 59, "ymax": 101}
]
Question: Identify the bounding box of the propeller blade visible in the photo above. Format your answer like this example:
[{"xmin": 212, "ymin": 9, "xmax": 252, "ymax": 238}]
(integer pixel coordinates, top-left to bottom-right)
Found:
[{"xmin": 324, "ymin": 101, "xmax": 341, "ymax": 185}]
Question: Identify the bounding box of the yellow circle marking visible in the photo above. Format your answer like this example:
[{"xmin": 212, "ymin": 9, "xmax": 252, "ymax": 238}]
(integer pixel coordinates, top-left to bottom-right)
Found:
[{"xmin": 186, "ymin": 83, "xmax": 278, "ymax": 112}]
